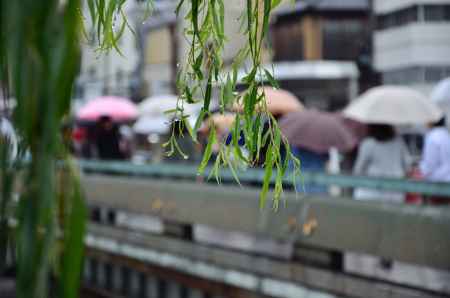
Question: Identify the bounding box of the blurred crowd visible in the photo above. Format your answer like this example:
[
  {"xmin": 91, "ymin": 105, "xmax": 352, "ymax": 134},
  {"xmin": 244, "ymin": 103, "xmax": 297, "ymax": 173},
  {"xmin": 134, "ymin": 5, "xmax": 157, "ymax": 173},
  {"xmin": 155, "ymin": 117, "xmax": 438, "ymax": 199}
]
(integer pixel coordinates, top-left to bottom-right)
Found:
[{"xmin": 2, "ymin": 79, "xmax": 450, "ymax": 205}]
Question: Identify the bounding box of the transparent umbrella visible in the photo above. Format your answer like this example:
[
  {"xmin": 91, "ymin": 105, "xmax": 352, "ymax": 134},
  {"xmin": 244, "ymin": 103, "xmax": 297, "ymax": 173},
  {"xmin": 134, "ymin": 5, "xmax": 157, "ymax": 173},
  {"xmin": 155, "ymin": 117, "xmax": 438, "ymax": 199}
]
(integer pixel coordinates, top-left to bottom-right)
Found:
[{"xmin": 343, "ymin": 86, "xmax": 442, "ymax": 125}]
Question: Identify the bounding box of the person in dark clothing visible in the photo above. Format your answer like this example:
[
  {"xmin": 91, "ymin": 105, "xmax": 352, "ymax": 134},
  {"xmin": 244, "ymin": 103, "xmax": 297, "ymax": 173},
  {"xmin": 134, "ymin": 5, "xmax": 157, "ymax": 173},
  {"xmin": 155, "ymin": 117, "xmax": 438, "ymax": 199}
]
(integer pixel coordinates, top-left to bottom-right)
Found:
[{"xmin": 95, "ymin": 116, "xmax": 124, "ymax": 160}]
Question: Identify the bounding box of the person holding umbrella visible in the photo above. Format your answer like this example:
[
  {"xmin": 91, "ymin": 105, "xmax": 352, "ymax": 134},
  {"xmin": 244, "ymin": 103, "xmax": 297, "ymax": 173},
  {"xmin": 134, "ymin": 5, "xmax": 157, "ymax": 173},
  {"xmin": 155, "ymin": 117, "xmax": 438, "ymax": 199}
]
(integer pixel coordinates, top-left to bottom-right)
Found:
[
  {"xmin": 280, "ymin": 109, "xmax": 359, "ymax": 194},
  {"xmin": 352, "ymin": 124, "xmax": 411, "ymax": 203},
  {"xmin": 344, "ymin": 86, "xmax": 442, "ymax": 203},
  {"xmin": 75, "ymin": 95, "xmax": 139, "ymax": 159},
  {"xmin": 94, "ymin": 115, "xmax": 124, "ymax": 160},
  {"xmin": 344, "ymin": 85, "xmax": 442, "ymax": 271},
  {"xmin": 234, "ymin": 87, "xmax": 304, "ymax": 166}
]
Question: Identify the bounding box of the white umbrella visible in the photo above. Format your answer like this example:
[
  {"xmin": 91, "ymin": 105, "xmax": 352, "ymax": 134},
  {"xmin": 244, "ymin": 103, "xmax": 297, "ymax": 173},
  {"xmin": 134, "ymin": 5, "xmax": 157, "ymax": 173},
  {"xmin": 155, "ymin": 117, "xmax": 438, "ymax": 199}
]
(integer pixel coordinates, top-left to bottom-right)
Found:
[
  {"xmin": 430, "ymin": 77, "xmax": 450, "ymax": 117},
  {"xmin": 138, "ymin": 94, "xmax": 201, "ymax": 116},
  {"xmin": 343, "ymin": 86, "xmax": 442, "ymax": 125},
  {"xmin": 133, "ymin": 114, "xmax": 200, "ymax": 135},
  {"xmin": 133, "ymin": 95, "xmax": 201, "ymax": 135},
  {"xmin": 138, "ymin": 94, "xmax": 179, "ymax": 117},
  {"xmin": 133, "ymin": 116, "xmax": 170, "ymax": 135}
]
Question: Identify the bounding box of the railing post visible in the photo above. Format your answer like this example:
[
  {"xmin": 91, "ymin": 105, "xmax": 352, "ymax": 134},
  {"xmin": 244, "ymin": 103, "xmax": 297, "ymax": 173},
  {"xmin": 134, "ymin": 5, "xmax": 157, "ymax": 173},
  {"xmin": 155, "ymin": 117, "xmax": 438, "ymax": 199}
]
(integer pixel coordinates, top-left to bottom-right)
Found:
[
  {"xmin": 293, "ymin": 243, "xmax": 343, "ymax": 271},
  {"xmin": 163, "ymin": 220, "xmax": 193, "ymax": 241}
]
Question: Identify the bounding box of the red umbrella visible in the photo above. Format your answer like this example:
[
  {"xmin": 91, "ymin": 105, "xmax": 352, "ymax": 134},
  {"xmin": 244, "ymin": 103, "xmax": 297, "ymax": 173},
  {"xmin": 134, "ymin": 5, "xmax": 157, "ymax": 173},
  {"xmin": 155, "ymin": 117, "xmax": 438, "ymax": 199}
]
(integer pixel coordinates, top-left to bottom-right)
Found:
[
  {"xmin": 76, "ymin": 96, "xmax": 138, "ymax": 122},
  {"xmin": 280, "ymin": 110, "xmax": 358, "ymax": 154}
]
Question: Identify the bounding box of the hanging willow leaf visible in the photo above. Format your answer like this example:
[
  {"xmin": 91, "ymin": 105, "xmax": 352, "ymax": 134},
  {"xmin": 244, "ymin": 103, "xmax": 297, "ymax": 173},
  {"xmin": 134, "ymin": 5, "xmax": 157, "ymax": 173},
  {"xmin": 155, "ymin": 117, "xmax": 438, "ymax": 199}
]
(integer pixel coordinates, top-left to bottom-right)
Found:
[
  {"xmin": 264, "ymin": 68, "xmax": 280, "ymax": 89},
  {"xmin": 198, "ymin": 121, "xmax": 216, "ymax": 175},
  {"xmin": 59, "ymin": 162, "xmax": 87, "ymax": 298},
  {"xmin": 260, "ymin": 143, "xmax": 274, "ymax": 208}
]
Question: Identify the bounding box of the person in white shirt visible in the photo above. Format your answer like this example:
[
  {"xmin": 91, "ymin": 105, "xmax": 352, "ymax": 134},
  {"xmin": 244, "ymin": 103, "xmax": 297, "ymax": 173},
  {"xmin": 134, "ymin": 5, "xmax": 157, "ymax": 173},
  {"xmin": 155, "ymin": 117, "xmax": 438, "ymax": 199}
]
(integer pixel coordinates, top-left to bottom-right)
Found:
[
  {"xmin": 420, "ymin": 117, "xmax": 450, "ymax": 204},
  {"xmin": 420, "ymin": 117, "xmax": 450, "ymax": 182}
]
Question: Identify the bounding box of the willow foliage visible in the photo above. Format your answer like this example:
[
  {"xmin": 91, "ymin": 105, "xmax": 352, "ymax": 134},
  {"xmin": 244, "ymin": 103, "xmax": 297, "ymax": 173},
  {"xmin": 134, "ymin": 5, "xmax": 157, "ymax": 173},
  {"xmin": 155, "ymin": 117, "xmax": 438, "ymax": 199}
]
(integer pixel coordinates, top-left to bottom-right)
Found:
[
  {"xmin": 0, "ymin": 0, "xmax": 299, "ymax": 297},
  {"xmin": 0, "ymin": 1, "xmax": 86, "ymax": 298},
  {"xmin": 174, "ymin": 0, "xmax": 300, "ymax": 207}
]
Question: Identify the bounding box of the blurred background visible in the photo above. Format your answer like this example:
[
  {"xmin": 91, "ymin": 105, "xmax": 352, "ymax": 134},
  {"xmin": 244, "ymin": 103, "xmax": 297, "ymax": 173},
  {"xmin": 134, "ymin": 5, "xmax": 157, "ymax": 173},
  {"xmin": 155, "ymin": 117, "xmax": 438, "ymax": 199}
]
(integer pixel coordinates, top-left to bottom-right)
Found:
[{"xmin": 2, "ymin": 1, "xmax": 450, "ymax": 298}]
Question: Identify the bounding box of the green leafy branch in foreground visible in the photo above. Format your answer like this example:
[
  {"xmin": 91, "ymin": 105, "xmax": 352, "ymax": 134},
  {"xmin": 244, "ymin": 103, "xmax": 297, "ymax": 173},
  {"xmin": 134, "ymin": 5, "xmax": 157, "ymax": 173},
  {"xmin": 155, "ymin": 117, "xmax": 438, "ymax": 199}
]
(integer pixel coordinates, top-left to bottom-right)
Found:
[
  {"xmin": 173, "ymin": 0, "xmax": 301, "ymax": 208},
  {"xmin": 1, "ymin": 1, "xmax": 88, "ymax": 298},
  {"xmin": 0, "ymin": 1, "xmax": 300, "ymax": 298}
]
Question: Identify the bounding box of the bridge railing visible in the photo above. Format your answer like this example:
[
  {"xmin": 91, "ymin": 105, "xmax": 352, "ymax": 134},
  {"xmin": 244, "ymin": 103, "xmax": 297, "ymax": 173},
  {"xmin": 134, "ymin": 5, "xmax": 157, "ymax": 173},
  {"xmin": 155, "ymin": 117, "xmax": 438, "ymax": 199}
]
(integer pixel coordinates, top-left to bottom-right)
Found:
[
  {"xmin": 80, "ymin": 160, "xmax": 450, "ymax": 298},
  {"xmin": 79, "ymin": 159, "xmax": 450, "ymax": 197},
  {"xmin": 79, "ymin": 160, "xmax": 450, "ymax": 268}
]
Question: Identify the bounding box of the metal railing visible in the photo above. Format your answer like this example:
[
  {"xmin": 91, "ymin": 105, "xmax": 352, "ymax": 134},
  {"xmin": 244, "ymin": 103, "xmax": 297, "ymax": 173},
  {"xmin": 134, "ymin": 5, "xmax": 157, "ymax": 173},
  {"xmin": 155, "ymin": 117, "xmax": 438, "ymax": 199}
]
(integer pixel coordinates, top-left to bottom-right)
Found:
[{"xmin": 79, "ymin": 159, "xmax": 450, "ymax": 197}]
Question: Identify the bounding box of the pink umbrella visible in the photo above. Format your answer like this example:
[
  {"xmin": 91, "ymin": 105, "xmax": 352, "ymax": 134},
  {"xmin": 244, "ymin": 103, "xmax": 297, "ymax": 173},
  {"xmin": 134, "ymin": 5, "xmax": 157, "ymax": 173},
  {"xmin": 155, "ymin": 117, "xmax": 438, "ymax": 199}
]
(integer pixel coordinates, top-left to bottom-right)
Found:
[
  {"xmin": 76, "ymin": 96, "xmax": 138, "ymax": 121},
  {"xmin": 280, "ymin": 110, "xmax": 358, "ymax": 154}
]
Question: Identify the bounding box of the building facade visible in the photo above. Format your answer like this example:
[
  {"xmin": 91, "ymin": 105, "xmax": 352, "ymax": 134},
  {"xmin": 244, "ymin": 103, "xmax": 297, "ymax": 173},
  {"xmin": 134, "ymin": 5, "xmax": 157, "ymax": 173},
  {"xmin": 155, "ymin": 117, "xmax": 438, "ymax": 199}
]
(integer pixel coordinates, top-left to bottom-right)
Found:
[
  {"xmin": 373, "ymin": 0, "xmax": 450, "ymax": 93},
  {"xmin": 76, "ymin": 0, "xmax": 179, "ymax": 103},
  {"xmin": 268, "ymin": 0, "xmax": 374, "ymax": 110},
  {"xmin": 76, "ymin": 1, "xmax": 144, "ymax": 103}
]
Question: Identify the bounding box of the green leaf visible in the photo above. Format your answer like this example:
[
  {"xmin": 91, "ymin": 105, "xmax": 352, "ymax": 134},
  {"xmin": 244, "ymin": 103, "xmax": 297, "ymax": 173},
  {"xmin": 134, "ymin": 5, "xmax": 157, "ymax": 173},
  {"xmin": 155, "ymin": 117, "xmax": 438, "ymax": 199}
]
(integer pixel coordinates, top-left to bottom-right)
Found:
[
  {"xmin": 175, "ymin": 0, "xmax": 186, "ymax": 16},
  {"xmin": 271, "ymin": 0, "xmax": 283, "ymax": 9},
  {"xmin": 193, "ymin": 108, "xmax": 207, "ymax": 134},
  {"xmin": 264, "ymin": 68, "xmax": 280, "ymax": 89},
  {"xmin": 87, "ymin": 0, "xmax": 97, "ymax": 28},
  {"xmin": 203, "ymin": 73, "xmax": 212, "ymax": 111},
  {"xmin": 224, "ymin": 147, "xmax": 242, "ymax": 187},
  {"xmin": 242, "ymin": 67, "xmax": 257, "ymax": 84},
  {"xmin": 198, "ymin": 122, "xmax": 216, "ymax": 175},
  {"xmin": 208, "ymin": 150, "xmax": 222, "ymax": 184},
  {"xmin": 218, "ymin": 0, "xmax": 225, "ymax": 38},
  {"xmin": 222, "ymin": 75, "xmax": 233, "ymax": 108},
  {"xmin": 262, "ymin": 0, "xmax": 271, "ymax": 42},
  {"xmin": 173, "ymin": 137, "xmax": 189, "ymax": 160},
  {"xmin": 184, "ymin": 86, "xmax": 195, "ymax": 104},
  {"xmin": 59, "ymin": 171, "xmax": 87, "ymax": 298},
  {"xmin": 192, "ymin": 0, "xmax": 199, "ymax": 36},
  {"xmin": 211, "ymin": 0, "xmax": 224, "ymax": 39},
  {"xmin": 193, "ymin": 51, "xmax": 203, "ymax": 80},
  {"xmin": 164, "ymin": 108, "xmax": 179, "ymax": 115},
  {"xmin": 260, "ymin": 143, "xmax": 274, "ymax": 209}
]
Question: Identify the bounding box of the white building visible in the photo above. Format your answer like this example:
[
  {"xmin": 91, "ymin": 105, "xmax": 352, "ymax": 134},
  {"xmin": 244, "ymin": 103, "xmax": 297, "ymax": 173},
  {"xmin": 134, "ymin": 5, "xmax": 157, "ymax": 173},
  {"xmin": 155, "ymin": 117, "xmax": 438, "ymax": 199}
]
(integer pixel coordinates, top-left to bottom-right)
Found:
[{"xmin": 373, "ymin": 0, "xmax": 450, "ymax": 93}]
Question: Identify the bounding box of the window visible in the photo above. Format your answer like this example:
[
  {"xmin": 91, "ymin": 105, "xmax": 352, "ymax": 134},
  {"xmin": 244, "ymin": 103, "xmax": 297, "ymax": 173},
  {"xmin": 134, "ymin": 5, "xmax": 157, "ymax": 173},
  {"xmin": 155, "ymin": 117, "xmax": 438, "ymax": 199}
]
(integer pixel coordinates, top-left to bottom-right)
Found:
[
  {"xmin": 376, "ymin": 6, "xmax": 418, "ymax": 30},
  {"xmin": 377, "ymin": 5, "xmax": 450, "ymax": 30},
  {"xmin": 424, "ymin": 5, "xmax": 450, "ymax": 22},
  {"xmin": 271, "ymin": 21, "xmax": 304, "ymax": 62},
  {"xmin": 322, "ymin": 18, "xmax": 369, "ymax": 61},
  {"xmin": 383, "ymin": 66, "xmax": 450, "ymax": 84}
]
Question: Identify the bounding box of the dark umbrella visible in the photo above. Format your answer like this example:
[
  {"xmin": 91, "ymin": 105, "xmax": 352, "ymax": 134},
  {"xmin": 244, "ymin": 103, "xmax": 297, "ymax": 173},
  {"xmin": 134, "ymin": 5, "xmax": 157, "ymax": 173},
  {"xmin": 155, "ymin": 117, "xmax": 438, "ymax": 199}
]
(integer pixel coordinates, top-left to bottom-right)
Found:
[
  {"xmin": 280, "ymin": 110, "xmax": 358, "ymax": 154},
  {"xmin": 336, "ymin": 113, "xmax": 368, "ymax": 142}
]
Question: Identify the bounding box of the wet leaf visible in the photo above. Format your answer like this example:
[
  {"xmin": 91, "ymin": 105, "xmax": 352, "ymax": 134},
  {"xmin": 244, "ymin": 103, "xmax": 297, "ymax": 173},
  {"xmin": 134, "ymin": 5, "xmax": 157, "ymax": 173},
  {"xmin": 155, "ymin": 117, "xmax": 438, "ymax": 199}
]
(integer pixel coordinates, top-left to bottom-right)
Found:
[{"xmin": 198, "ymin": 121, "xmax": 216, "ymax": 175}]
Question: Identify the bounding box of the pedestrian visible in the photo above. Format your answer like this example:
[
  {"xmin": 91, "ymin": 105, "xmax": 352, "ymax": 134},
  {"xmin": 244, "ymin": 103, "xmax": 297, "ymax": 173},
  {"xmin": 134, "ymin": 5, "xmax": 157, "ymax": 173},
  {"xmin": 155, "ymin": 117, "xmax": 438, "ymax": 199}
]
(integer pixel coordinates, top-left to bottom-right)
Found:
[
  {"xmin": 419, "ymin": 116, "xmax": 450, "ymax": 204},
  {"xmin": 291, "ymin": 146, "xmax": 328, "ymax": 194},
  {"xmin": 353, "ymin": 124, "xmax": 411, "ymax": 203},
  {"xmin": 94, "ymin": 115, "xmax": 124, "ymax": 160}
]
